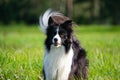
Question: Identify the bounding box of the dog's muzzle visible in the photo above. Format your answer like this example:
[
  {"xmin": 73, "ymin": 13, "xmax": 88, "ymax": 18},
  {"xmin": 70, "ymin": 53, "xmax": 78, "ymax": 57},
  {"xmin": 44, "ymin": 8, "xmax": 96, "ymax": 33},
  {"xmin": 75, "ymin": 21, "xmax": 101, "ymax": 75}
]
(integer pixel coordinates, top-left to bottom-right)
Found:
[{"xmin": 53, "ymin": 38, "xmax": 61, "ymax": 47}]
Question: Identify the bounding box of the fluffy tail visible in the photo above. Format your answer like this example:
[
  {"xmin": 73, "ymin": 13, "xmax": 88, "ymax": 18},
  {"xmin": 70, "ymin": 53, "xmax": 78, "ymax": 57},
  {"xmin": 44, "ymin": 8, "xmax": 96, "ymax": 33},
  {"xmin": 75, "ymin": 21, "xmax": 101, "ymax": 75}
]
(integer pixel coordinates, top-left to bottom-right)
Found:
[
  {"xmin": 39, "ymin": 9, "xmax": 62, "ymax": 33},
  {"xmin": 39, "ymin": 9, "xmax": 52, "ymax": 33}
]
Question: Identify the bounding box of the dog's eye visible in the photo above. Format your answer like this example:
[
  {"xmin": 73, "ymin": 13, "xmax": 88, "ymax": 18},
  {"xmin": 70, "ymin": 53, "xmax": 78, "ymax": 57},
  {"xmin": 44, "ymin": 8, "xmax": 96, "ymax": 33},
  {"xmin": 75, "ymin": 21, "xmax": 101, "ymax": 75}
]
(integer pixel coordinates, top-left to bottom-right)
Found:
[
  {"xmin": 59, "ymin": 32, "xmax": 64, "ymax": 36},
  {"xmin": 59, "ymin": 33, "xmax": 67, "ymax": 38}
]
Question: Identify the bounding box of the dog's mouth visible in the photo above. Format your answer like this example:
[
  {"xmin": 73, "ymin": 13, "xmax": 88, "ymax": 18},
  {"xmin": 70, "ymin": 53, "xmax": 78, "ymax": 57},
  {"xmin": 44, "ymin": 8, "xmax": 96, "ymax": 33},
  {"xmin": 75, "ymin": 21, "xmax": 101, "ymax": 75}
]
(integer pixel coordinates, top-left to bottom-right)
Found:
[{"xmin": 53, "ymin": 42, "xmax": 61, "ymax": 47}]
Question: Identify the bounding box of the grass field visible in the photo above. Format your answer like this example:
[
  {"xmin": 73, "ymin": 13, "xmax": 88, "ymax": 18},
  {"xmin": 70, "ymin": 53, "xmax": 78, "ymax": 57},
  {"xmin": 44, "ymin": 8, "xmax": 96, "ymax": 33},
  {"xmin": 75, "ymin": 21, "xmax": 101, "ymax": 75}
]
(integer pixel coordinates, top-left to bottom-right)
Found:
[{"xmin": 0, "ymin": 24, "xmax": 120, "ymax": 80}]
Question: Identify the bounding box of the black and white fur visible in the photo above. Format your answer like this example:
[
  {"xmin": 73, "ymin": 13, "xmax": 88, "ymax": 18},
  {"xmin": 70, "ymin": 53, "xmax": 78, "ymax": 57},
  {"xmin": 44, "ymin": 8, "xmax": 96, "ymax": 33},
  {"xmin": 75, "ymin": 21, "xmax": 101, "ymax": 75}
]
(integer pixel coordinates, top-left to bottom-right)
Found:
[{"xmin": 39, "ymin": 9, "xmax": 88, "ymax": 80}]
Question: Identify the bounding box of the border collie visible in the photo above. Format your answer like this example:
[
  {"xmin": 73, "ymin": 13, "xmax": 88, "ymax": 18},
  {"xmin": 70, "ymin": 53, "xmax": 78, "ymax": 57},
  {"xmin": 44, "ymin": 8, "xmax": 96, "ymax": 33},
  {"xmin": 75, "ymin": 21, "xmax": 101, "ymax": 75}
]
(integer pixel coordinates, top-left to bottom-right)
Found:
[{"xmin": 39, "ymin": 9, "xmax": 88, "ymax": 80}]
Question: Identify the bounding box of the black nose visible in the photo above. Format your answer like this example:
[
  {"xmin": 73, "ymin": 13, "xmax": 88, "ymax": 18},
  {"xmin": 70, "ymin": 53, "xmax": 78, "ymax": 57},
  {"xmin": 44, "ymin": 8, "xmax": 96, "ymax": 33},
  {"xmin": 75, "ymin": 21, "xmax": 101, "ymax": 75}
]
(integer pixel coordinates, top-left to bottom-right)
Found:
[{"xmin": 54, "ymin": 38, "xmax": 58, "ymax": 42}]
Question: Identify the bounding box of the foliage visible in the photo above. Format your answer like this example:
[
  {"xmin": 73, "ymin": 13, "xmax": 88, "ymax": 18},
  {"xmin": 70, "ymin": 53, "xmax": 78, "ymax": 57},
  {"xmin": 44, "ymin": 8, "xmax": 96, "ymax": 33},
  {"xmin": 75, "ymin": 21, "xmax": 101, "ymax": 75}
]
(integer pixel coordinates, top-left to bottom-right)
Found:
[
  {"xmin": 0, "ymin": 25, "xmax": 120, "ymax": 80},
  {"xmin": 0, "ymin": 0, "xmax": 50, "ymax": 24},
  {"xmin": 0, "ymin": 0, "xmax": 120, "ymax": 24}
]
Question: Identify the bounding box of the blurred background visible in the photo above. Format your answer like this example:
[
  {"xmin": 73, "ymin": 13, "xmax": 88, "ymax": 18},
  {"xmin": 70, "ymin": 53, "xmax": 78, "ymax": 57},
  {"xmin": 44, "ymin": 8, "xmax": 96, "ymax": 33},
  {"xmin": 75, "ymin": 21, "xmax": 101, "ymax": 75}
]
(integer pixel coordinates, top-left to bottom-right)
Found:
[
  {"xmin": 0, "ymin": 0, "xmax": 120, "ymax": 80},
  {"xmin": 0, "ymin": 0, "xmax": 120, "ymax": 25}
]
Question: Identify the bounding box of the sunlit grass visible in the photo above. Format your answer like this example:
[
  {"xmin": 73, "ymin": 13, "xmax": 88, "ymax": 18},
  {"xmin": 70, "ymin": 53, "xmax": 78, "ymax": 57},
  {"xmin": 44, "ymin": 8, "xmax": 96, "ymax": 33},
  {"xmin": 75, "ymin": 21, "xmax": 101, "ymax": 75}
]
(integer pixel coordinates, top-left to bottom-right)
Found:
[{"xmin": 0, "ymin": 25, "xmax": 120, "ymax": 80}]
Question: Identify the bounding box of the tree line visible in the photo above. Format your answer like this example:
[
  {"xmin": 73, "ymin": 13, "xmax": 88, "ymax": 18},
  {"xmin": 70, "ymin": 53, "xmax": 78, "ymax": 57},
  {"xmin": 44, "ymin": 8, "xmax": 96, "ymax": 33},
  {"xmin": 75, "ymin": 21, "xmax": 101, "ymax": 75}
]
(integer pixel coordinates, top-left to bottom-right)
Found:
[{"xmin": 0, "ymin": 0, "xmax": 120, "ymax": 25}]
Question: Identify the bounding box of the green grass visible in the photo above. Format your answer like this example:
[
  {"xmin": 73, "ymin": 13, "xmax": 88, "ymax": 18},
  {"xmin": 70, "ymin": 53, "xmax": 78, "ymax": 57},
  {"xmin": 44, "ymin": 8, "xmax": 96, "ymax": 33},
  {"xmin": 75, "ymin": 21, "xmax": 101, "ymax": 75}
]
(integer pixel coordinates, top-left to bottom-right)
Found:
[{"xmin": 0, "ymin": 24, "xmax": 120, "ymax": 80}]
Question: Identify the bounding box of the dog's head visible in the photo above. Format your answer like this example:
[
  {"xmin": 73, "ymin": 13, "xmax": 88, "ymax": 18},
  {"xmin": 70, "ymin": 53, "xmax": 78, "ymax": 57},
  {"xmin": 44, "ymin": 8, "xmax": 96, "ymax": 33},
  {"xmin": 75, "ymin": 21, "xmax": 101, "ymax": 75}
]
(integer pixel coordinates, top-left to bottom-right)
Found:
[{"xmin": 39, "ymin": 9, "xmax": 73, "ymax": 51}]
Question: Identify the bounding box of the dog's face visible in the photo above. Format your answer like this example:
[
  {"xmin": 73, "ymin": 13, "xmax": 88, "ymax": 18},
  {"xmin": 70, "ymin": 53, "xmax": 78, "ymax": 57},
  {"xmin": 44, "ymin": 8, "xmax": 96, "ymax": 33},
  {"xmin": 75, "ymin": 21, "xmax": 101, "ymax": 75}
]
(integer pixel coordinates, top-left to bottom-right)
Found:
[
  {"xmin": 47, "ymin": 24, "xmax": 67, "ymax": 47},
  {"xmin": 45, "ymin": 17, "xmax": 73, "ymax": 50}
]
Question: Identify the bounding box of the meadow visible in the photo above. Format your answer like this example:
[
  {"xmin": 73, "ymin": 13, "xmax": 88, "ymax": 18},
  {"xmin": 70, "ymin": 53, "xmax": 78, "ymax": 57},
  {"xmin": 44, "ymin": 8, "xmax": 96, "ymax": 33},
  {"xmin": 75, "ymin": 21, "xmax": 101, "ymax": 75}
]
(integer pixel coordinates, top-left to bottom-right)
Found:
[{"xmin": 0, "ymin": 24, "xmax": 120, "ymax": 80}]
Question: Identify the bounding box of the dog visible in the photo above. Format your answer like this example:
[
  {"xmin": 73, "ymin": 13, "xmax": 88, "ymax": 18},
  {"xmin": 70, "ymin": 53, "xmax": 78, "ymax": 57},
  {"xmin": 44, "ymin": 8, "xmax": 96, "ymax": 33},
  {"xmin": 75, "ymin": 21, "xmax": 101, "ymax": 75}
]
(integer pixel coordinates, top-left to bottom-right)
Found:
[{"xmin": 39, "ymin": 9, "xmax": 88, "ymax": 80}]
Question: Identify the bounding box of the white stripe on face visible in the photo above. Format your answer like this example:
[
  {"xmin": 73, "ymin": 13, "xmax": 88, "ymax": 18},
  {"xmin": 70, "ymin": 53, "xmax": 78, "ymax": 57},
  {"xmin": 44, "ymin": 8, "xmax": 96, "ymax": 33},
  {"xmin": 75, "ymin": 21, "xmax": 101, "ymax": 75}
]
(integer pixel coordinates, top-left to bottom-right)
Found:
[{"xmin": 52, "ymin": 27, "xmax": 61, "ymax": 47}]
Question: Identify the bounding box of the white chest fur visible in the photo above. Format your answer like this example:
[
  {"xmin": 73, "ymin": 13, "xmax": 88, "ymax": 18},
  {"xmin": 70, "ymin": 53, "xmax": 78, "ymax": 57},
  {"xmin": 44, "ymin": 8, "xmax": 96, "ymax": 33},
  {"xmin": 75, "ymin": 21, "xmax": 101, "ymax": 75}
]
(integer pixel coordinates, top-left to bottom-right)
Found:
[{"xmin": 44, "ymin": 45, "xmax": 74, "ymax": 80}]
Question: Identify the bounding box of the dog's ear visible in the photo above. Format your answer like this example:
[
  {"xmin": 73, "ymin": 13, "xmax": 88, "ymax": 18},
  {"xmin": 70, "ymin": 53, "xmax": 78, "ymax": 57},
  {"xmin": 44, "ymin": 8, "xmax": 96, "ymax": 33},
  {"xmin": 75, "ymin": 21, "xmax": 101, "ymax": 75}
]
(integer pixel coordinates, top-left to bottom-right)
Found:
[
  {"xmin": 62, "ymin": 20, "xmax": 72, "ymax": 28},
  {"xmin": 61, "ymin": 20, "xmax": 73, "ymax": 30},
  {"xmin": 61, "ymin": 20, "xmax": 72, "ymax": 29},
  {"xmin": 48, "ymin": 17, "xmax": 56, "ymax": 26}
]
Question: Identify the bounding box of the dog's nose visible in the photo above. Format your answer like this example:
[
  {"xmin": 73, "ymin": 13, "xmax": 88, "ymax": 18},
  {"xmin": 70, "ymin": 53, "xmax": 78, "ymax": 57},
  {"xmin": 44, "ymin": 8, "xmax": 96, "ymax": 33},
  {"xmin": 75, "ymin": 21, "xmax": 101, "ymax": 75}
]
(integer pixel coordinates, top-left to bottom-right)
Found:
[{"xmin": 54, "ymin": 38, "xmax": 58, "ymax": 42}]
